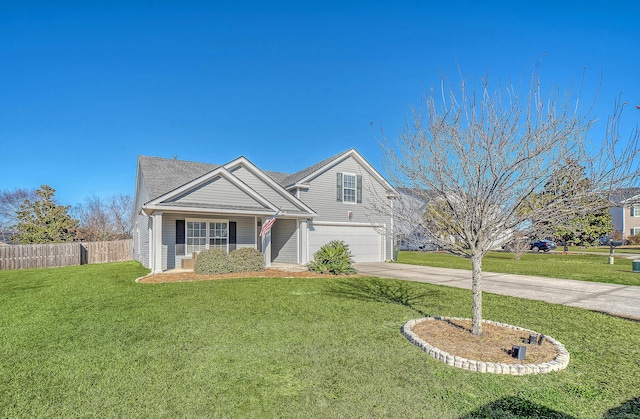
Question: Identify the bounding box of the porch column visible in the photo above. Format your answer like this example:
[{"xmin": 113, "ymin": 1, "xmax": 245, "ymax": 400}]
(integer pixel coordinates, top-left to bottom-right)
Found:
[
  {"xmin": 262, "ymin": 217, "xmax": 272, "ymax": 268},
  {"xmin": 299, "ymin": 219, "xmax": 308, "ymax": 264},
  {"xmin": 148, "ymin": 216, "xmax": 154, "ymax": 269},
  {"xmin": 153, "ymin": 212, "xmax": 163, "ymax": 273}
]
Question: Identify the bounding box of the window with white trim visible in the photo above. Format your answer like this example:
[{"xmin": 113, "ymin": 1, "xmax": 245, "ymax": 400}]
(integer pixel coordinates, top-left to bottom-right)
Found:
[
  {"xmin": 186, "ymin": 220, "xmax": 228, "ymax": 254},
  {"xmin": 187, "ymin": 221, "xmax": 207, "ymax": 254},
  {"xmin": 209, "ymin": 222, "xmax": 228, "ymax": 250},
  {"xmin": 631, "ymin": 205, "xmax": 640, "ymax": 217},
  {"xmin": 336, "ymin": 172, "xmax": 362, "ymax": 204},
  {"xmin": 343, "ymin": 173, "xmax": 356, "ymax": 203},
  {"xmin": 631, "ymin": 227, "xmax": 640, "ymax": 236}
]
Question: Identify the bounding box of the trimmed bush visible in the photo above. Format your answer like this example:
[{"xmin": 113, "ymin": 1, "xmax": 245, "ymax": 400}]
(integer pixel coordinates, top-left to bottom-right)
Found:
[
  {"xmin": 627, "ymin": 235, "xmax": 640, "ymax": 245},
  {"xmin": 194, "ymin": 248, "xmax": 231, "ymax": 274},
  {"xmin": 308, "ymin": 240, "xmax": 357, "ymax": 275},
  {"xmin": 229, "ymin": 247, "xmax": 265, "ymax": 273}
]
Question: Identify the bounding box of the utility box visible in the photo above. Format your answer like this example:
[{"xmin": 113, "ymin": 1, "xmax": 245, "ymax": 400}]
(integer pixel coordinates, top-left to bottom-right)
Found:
[
  {"xmin": 512, "ymin": 345, "xmax": 526, "ymax": 360},
  {"xmin": 633, "ymin": 260, "xmax": 640, "ymax": 273}
]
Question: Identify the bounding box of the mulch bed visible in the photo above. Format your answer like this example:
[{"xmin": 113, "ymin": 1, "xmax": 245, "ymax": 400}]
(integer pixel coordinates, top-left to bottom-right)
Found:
[
  {"xmin": 410, "ymin": 318, "xmax": 559, "ymax": 364},
  {"xmin": 138, "ymin": 269, "xmax": 354, "ymax": 283}
]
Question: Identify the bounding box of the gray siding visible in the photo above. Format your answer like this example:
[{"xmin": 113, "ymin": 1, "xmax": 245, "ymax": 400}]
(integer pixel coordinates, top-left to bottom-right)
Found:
[
  {"xmin": 271, "ymin": 218, "xmax": 297, "ymax": 263},
  {"xmin": 162, "ymin": 213, "xmax": 179, "ymax": 270},
  {"xmin": 133, "ymin": 168, "xmax": 151, "ymax": 267},
  {"xmin": 133, "ymin": 214, "xmax": 150, "ymax": 268},
  {"xmin": 299, "ymin": 156, "xmax": 394, "ymax": 260},
  {"xmin": 166, "ymin": 175, "xmax": 267, "ymax": 210},
  {"xmin": 229, "ymin": 165, "xmax": 302, "ymax": 212},
  {"xmin": 235, "ymin": 217, "xmax": 257, "ymax": 249}
]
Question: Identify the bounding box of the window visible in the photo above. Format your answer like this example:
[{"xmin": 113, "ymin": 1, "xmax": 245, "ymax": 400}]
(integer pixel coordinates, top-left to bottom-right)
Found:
[
  {"xmin": 186, "ymin": 221, "xmax": 208, "ymax": 254},
  {"xmin": 209, "ymin": 222, "xmax": 228, "ymax": 250},
  {"xmin": 186, "ymin": 220, "xmax": 228, "ymax": 254},
  {"xmin": 336, "ymin": 172, "xmax": 362, "ymax": 204},
  {"xmin": 343, "ymin": 173, "xmax": 356, "ymax": 202},
  {"xmin": 631, "ymin": 228, "xmax": 640, "ymax": 236},
  {"xmin": 631, "ymin": 205, "xmax": 640, "ymax": 217}
]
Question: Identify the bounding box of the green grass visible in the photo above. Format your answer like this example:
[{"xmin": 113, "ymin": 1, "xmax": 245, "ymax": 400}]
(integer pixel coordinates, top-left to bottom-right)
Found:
[
  {"xmin": 567, "ymin": 245, "xmax": 640, "ymax": 255},
  {"xmin": 1, "ymin": 262, "xmax": 639, "ymax": 418},
  {"xmin": 398, "ymin": 251, "xmax": 640, "ymax": 286}
]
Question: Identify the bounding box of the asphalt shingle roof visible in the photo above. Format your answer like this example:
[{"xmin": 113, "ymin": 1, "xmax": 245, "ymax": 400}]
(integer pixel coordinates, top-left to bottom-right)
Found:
[
  {"xmin": 138, "ymin": 148, "xmax": 374, "ymax": 206},
  {"xmin": 278, "ymin": 149, "xmax": 352, "ymax": 187},
  {"xmin": 609, "ymin": 188, "xmax": 640, "ymax": 206},
  {"xmin": 139, "ymin": 156, "xmax": 219, "ymax": 201}
]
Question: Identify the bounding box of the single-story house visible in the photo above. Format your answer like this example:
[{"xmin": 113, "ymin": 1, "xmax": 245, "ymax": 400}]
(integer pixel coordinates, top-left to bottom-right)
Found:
[
  {"xmin": 609, "ymin": 188, "xmax": 640, "ymax": 240},
  {"xmin": 133, "ymin": 148, "xmax": 398, "ymax": 273}
]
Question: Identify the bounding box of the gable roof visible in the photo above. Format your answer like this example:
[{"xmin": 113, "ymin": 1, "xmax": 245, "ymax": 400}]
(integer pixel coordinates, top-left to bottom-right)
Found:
[
  {"xmin": 138, "ymin": 155, "xmax": 317, "ymax": 217},
  {"xmin": 280, "ymin": 148, "xmax": 398, "ymax": 196},
  {"xmin": 139, "ymin": 156, "xmax": 219, "ymax": 201},
  {"xmin": 279, "ymin": 149, "xmax": 351, "ymax": 188},
  {"xmin": 609, "ymin": 188, "xmax": 640, "ymax": 206},
  {"xmin": 136, "ymin": 148, "xmax": 397, "ymax": 216},
  {"xmin": 223, "ymin": 157, "xmax": 317, "ymax": 215}
]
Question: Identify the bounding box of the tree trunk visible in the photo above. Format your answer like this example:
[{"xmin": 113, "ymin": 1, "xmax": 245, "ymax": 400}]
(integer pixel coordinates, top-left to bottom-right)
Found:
[{"xmin": 471, "ymin": 252, "xmax": 483, "ymax": 336}]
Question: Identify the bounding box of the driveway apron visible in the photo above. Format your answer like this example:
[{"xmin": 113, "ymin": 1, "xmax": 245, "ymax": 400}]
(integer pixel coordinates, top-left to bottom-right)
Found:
[{"xmin": 354, "ymin": 262, "xmax": 640, "ymax": 320}]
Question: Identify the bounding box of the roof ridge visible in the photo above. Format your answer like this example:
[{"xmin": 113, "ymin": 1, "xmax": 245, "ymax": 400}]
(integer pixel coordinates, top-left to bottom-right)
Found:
[{"xmin": 280, "ymin": 148, "xmax": 352, "ymax": 187}]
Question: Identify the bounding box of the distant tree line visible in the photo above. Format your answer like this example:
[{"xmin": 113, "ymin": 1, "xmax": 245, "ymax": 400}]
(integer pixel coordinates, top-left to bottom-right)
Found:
[{"xmin": 0, "ymin": 185, "xmax": 133, "ymax": 244}]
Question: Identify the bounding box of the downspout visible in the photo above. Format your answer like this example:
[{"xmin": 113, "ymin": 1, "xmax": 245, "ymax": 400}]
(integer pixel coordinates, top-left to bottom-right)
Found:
[{"xmin": 390, "ymin": 197, "xmax": 395, "ymax": 261}]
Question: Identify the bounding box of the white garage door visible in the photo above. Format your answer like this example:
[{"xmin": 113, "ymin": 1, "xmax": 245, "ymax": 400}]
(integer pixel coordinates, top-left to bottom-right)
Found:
[{"xmin": 308, "ymin": 224, "xmax": 384, "ymax": 262}]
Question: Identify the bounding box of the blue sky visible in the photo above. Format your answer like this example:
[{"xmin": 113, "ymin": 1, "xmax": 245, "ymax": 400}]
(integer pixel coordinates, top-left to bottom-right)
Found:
[{"xmin": 1, "ymin": 1, "xmax": 639, "ymax": 206}]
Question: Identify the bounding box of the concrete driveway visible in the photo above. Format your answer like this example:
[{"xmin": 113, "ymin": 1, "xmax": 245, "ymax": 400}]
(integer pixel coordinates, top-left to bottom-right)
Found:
[{"xmin": 354, "ymin": 262, "xmax": 640, "ymax": 320}]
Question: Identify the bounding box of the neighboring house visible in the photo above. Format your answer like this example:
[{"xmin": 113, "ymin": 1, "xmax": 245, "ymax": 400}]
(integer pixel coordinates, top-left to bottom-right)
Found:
[
  {"xmin": 394, "ymin": 188, "xmax": 439, "ymax": 251},
  {"xmin": 133, "ymin": 148, "xmax": 398, "ymax": 272},
  {"xmin": 394, "ymin": 187, "xmax": 512, "ymax": 251},
  {"xmin": 609, "ymin": 188, "xmax": 640, "ymax": 240},
  {"xmin": 0, "ymin": 230, "xmax": 17, "ymax": 246}
]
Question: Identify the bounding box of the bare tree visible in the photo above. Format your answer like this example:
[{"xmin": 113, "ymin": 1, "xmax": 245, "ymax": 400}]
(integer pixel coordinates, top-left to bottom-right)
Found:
[
  {"xmin": 0, "ymin": 188, "xmax": 38, "ymax": 229},
  {"xmin": 73, "ymin": 194, "xmax": 133, "ymax": 241},
  {"xmin": 109, "ymin": 194, "xmax": 133, "ymax": 238},
  {"xmin": 380, "ymin": 70, "xmax": 639, "ymax": 336}
]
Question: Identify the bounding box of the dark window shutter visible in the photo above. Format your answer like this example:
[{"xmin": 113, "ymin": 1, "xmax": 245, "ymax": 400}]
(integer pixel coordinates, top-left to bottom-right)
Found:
[
  {"xmin": 229, "ymin": 222, "xmax": 237, "ymax": 244},
  {"xmin": 356, "ymin": 175, "xmax": 362, "ymax": 203},
  {"xmin": 336, "ymin": 172, "xmax": 343, "ymax": 202},
  {"xmin": 176, "ymin": 220, "xmax": 185, "ymax": 244}
]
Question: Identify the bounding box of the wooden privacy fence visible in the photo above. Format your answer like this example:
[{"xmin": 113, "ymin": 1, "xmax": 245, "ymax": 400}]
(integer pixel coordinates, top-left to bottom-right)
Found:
[{"xmin": 0, "ymin": 239, "xmax": 133, "ymax": 270}]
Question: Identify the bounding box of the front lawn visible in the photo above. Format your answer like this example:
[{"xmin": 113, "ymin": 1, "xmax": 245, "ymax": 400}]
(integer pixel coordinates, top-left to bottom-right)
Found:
[
  {"xmin": 568, "ymin": 245, "xmax": 640, "ymax": 255},
  {"xmin": 1, "ymin": 262, "xmax": 639, "ymax": 417},
  {"xmin": 398, "ymin": 251, "xmax": 640, "ymax": 286}
]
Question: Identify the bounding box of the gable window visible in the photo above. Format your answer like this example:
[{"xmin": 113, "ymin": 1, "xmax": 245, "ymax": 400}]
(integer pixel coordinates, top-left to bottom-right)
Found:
[
  {"xmin": 343, "ymin": 173, "xmax": 356, "ymax": 202},
  {"xmin": 336, "ymin": 172, "xmax": 363, "ymax": 204},
  {"xmin": 186, "ymin": 219, "xmax": 228, "ymax": 254},
  {"xmin": 631, "ymin": 205, "xmax": 640, "ymax": 217}
]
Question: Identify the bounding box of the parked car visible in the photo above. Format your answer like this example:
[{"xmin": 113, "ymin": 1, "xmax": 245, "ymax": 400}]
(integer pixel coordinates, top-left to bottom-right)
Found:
[{"xmin": 530, "ymin": 239, "xmax": 557, "ymax": 252}]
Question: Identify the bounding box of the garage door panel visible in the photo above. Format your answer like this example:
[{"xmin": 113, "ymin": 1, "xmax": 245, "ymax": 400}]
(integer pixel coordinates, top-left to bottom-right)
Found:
[{"xmin": 309, "ymin": 224, "xmax": 383, "ymax": 262}]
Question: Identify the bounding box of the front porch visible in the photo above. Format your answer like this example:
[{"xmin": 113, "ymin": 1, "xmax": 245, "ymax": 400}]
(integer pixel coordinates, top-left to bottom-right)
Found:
[{"xmin": 147, "ymin": 212, "xmax": 311, "ymax": 273}]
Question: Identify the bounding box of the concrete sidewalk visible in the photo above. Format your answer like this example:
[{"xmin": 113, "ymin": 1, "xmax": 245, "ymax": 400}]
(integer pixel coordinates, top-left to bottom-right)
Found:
[{"xmin": 354, "ymin": 262, "xmax": 640, "ymax": 320}]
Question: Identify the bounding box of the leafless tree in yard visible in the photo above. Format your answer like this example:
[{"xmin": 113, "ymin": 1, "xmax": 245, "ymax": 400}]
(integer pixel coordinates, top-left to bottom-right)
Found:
[
  {"xmin": 73, "ymin": 194, "xmax": 133, "ymax": 241},
  {"xmin": 377, "ymin": 69, "xmax": 640, "ymax": 336},
  {"xmin": 0, "ymin": 188, "xmax": 38, "ymax": 229},
  {"xmin": 109, "ymin": 194, "xmax": 133, "ymax": 238}
]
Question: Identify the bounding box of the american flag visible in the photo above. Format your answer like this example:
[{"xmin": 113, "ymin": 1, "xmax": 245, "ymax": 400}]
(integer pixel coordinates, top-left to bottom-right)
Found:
[{"xmin": 259, "ymin": 210, "xmax": 280, "ymax": 237}]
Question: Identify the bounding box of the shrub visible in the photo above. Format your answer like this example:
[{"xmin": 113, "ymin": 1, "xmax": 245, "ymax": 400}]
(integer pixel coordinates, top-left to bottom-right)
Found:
[
  {"xmin": 308, "ymin": 240, "xmax": 357, "ymax": 275},
  {"xmin": 229, "ymin": 247, "xmax": 265, "ymax": 272},
  {"xmin": 194, "ymin": 248, "xmax": 231, "ymax": 274},
  {"xmin": 627, "ymin": 235, "xmax": 640, "ymax": 245}
]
